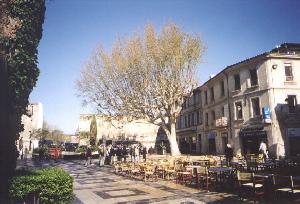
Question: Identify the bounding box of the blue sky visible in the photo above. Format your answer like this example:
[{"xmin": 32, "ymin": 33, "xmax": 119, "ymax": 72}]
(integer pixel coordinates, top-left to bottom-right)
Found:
[{"xmin": 30, "ymin": 0, "xmax": 300, "ymax": 134}]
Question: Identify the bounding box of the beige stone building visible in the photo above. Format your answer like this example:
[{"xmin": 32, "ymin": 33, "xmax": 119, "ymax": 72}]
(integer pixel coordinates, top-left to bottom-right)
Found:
[
  {"xmin": 18, "ymin": 102, "xmax": 43, "ymax": 155},
  {"xmin": 78, "ymin": 114, "xmax": 161, "ymax": 149},
  {"xmin": 176, "ymin": 43, "xmax": 300, "ymax": 158},
  {"xmin": 176, "ymin": 88, "xmax": 202, "ymax": 154}
]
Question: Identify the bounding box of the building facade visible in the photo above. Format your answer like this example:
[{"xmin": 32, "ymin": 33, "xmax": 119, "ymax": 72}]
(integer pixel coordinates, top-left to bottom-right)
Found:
[
  {"xmin": 18, "ymin": 102, "xmax": 43, "ymax": 155},
  {"xmin": 176, "ymin": 43, "xmax": 300, "ymax": 158},
  {"xmin": 78, "ymin": 114, "xmax": 162, "ymax": 149},
  {"xmin": 176, "ymin": 88, "xmax": 202, "ymax": 154}
]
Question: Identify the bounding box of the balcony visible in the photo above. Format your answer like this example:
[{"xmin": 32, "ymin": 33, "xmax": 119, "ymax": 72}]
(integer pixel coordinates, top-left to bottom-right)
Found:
[{"xmin": 215, "ymin": 117, "xmax": 228, "ymax": 127}]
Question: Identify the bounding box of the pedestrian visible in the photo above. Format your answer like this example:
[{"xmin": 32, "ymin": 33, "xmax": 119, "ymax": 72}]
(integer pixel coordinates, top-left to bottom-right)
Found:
[
  {"xmin": 130, "ymin": 145, "xmax": 134, "ymax": 162},
  {"xmin": 142, "ymin": 146, "xmax": 147, "ymax": 162},
  {"xmin": 225, "ymin": 144, "xmax": 233, "ymax": 166},
  {"xmin": 122, "ymin": 145, "xmax": 128, "ymax": 162},
  {"xmin": 259, "ymin": 140, "xmax": 268, "ymax": 162},
  {"xmin": 98, "ymin": 144, "xmax": 106, "ymax": 167},
  {"xmin": 24, "ymin": 147, "xmax": 29, "ymax": 160},
  {"xmin": 134, "ymin": 145, "xmax": 139, "ymax": 163},
  {"xmin": 85, "ymin": 145, "xmax": 92, "ymax": 166}
]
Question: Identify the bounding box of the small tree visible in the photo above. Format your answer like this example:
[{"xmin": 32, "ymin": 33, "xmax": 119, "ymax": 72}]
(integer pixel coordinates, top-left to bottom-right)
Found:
[
  {"xmin": 89, "ymin": 115, "xmax": 97, "ymax": 146},
  {"xmin": 30, "ymin": 128, "xmax": 50, "ymax": 143},
  {"xmin": 77, "ymin": 23, "xmax": 204, "ymax": 156}
]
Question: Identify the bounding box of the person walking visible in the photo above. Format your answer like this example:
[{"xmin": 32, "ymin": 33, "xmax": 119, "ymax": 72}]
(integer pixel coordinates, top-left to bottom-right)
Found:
[
  {"xmin": 142, "ymin": 146, "xmax": 147, "ymax": 162},
  {"xmin": 225, "ymin": 144, "xmax": 233, "ymax": 166},
  {"xmin": 98, "ymin": 144, "xmax": 106, "ymax": 167},
  {"xmin": 130, "ymin": 145, "xmax": 134, "ymax": 162},
  {"xmin": 259, "ymin": 140, "xmax": 268, "ymax": 162},
  {"xmin": 24, "ymin": 147, "xmax": 29, "ymax": 161},
  {"xmin": 134, "ymin": 145, "xmax": 139, "ymax": 163},
  {"xmin": 122, "ymin": 145, "xmax": 128, "ymax": 162},
  {"xmin": 85, "ymin": 145, "xmax": 92, "ymax": 166}
]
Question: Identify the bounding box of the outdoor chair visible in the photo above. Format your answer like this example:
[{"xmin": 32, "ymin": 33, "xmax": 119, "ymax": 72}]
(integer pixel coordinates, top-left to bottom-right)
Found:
[
  {"xmin": 156, "ymin": 161, "xmax": 167, "ymax": 179},
  {"xmin": 198, "ymin": 166, "xmax": 212, "ymax": 192},
  {"xmin": 129, "ymin": 164, "xmax": 142, "ymax": 179},
  {"xmin": 290, "ymin": 176, "xmax": 300, "ymax": 201},
  {"xmin": 272, "ymin": 175, "xmax": 292, "ymax": 200},
  {"xmin": 176, "ymin": 166, "xmax": 193, "ymax": 186},
  {"xmin": 237, "ymin": 171, "xmax": 266, "ymax": 202},
  {"xmin": 144, "ymin": 165, "xmax": 157, "ymax": 182},
  {"xmin": 165, "ymin": 162, "xmax": 176, "ymax": 180},
  {"xmin": 120, "ymin": 162, "xmax": 131, "ymax": 176}
]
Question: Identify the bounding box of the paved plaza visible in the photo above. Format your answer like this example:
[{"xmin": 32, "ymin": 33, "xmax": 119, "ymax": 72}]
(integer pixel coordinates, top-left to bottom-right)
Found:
[{"xmin": 17, "ymin": 159, "xmax": 247, "ymax": 204}]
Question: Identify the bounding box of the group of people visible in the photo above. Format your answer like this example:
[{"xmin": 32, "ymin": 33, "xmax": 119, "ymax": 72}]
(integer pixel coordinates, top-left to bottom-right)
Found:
[
  {"xmin": 85, "ymin": 143, "xmax": 149, "ymax": 167},
  {"xmin": 224, "ymin": 140, "xmax": 269, "ymax": 165}
]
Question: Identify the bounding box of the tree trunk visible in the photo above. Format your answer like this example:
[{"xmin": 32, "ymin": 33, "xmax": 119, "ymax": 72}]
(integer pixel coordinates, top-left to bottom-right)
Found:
[
  {"xmin": 0, "ymin": 52, "xmax": 10, "ymax": 198},
  {"xmin": 165, "ymin": 122, "xmax": 181, "ymax": 156}
]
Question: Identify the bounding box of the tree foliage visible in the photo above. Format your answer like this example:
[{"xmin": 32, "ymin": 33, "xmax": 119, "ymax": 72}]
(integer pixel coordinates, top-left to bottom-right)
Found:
[
  {"xmin": 77, "ymin": 23, "xmax": 204, "ymax": 155},
  {"xmin": 0, "ymin": 0, "xmax": 45, "ymax": 197},
  {"xmin": 89, "ymin": 115, "xmax": 97, "ymax": 146}
]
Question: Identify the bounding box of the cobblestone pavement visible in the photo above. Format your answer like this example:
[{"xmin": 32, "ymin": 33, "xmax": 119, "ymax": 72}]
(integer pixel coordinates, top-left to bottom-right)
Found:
[{"xmin": 17, "ymin": 159, "xmax": 248, "ymax": 204}]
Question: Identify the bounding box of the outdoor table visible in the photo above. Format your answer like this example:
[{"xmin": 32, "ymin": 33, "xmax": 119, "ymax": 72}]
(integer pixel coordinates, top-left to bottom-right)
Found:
[
  {"xmin": 193, "ymin": 160, "xmax": 210, "ymax": 167},
  {"xmin": 208, "ymin": 167, "xmax": 234, "ymax": 190}
]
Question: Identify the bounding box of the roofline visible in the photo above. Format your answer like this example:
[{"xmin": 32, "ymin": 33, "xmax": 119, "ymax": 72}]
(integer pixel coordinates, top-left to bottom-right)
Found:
[{"xmin": 198, "ymin": 43, "xmax": 300, "ymax": 88}]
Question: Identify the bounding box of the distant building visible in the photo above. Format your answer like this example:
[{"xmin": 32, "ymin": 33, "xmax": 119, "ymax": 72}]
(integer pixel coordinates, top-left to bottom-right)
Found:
[
  {"xmin": 18, "ymin": 102, "xmax": 43, "ymax": 155},
  {"xmin": 176, "ymin": 43, "xmax": 300, "ymax": 158},
  {"xmin": 78, "ymin": 114, "xmax": 163, "ymax": 149}
]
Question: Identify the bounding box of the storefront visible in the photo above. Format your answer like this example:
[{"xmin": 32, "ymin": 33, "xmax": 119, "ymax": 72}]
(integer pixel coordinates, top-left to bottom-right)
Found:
[
  {"xmin": 287, "ymin": 128, "xmax": 300, "ymax": 157},
  {"xmin": 239, "ymin": 129, "xmax": 267, "ymax": 155},
  {"xmin": 178, "ymin": 135, "xmax": 197, "ymax": 154},
  {"xmin": 208, "ymin": 132, "xmax": 216, "ymax": 154}
]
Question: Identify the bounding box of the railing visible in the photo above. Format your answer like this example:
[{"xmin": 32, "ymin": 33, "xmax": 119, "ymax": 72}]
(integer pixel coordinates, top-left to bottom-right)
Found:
[{"xmin": 215, "ymin": 117, "xmax": 228, "ymax": 127}]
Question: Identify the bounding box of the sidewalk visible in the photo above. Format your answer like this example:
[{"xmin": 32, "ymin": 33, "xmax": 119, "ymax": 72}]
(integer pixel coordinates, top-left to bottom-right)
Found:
[{"xmin": 16, "ymin": 158, "xmax": 245, "ymax": 204}]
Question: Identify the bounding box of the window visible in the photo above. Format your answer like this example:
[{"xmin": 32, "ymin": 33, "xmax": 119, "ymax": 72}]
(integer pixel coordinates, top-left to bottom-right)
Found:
[
  {"xmin": 204, "ymin": 90, "xmax": 208, "ymax": 104},
  {"xmin": 220, "ymin": 80, "xmax": 225, "ymax": 96},
  {"xmin": 197, "ymin": 111, "xmax": 202, "ymax": 125},
  {"xmin": 287, "ymin": 95, "xmax": 297, "ymax": 113},
  {"xmin": 235, "ymin": 101, "xmax": 243, "ymax": 119},
  {"xmin": 285, "ymin": 63, "xmax": 293, "ymax": 81},
  {"xmin": 221, "ymin": 106, "xmax": 225, "ymax": 117},
  {"xmin": 234, "ymin": 73, "xmax": 241, "ymax": 90},
  {"xmin": 191, "ymin": 113, "xmax": 195, "ymax": 126},
  {"xmin": 205, "ymin": 112, "xmax": 208, "ymax": 126},
  {"xmin": 250, "ymin": 69, "xmax": 258, "ymax": 86},
  {"xmin": 210, "ymin": 87, "xmax": 214, "ymax": 102},
  {"xmin": 199, "ymin": 91, "xmax": 202, "ymax": 106},
  {"xmin": 180, "ymin": 115, "xmax": 184, "ymax": 128},
  {"xmin": 211, "ymin": 110, "xmax": 216, "ymax": 121},
  {"xmin": 251, "ymin": 97, "xmax": 260, "ymax": 117},
  {"xmin": 194, "ymin": 91, "xmax": 199, "ymax": 104},
  {"xmin": 185, "ymin": 115, "xmax": 188, "ymax": 128}
]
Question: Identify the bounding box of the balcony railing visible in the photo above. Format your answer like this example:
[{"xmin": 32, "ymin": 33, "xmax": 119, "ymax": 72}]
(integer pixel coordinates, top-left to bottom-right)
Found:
[{"xmin": 215, "ymin": 117, "xmax": 228, "ymax": 127}]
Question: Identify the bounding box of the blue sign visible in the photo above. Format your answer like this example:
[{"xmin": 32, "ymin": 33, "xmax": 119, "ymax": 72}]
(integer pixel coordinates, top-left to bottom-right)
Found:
[{"xmin": 262, "ymin": 106, "xmax": 271, "ymax": 123}]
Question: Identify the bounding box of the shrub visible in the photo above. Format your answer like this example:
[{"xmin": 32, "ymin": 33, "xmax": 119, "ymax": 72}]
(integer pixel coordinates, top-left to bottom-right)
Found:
[
  {"xmin": 9, "ymin": 168, "xmax": 74, "ymax": 204},
  {"xmin": 75, "ymin": 146, "xmax": 86, "ymax": 153}
]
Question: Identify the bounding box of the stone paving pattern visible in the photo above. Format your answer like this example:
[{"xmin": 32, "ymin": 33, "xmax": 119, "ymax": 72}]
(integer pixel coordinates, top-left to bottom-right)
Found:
[{"xmin": 17, "ymin": 159, "xmax": 249, "ymax": 204}]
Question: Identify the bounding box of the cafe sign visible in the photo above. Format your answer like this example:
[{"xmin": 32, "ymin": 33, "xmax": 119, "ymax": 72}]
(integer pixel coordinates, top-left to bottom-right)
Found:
[{"xmin": 262, "ymin": 106, "xmax": 271, "ymax": 123}]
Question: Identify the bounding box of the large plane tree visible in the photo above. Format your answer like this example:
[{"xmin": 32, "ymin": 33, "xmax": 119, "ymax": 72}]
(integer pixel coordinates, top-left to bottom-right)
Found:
[{"xmin": 76, "ymin": 23, "xmax": 204, "ymax": 156}]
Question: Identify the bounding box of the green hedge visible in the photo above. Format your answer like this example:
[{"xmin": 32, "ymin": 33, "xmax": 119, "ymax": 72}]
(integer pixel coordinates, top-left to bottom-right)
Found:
[{"xmin": 9, "ymin": 168, "xmax": 74, "ymax": 204}]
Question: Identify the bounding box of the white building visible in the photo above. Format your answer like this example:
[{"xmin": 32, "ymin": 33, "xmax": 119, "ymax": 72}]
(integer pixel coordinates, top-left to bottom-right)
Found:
[
  {"xmin": 78, "ymin": 114, "xmax": 161, "ymax": 149},
  {"xmin": 18, "ymin": 102, "xmax": 43, "ymax": 155}
]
